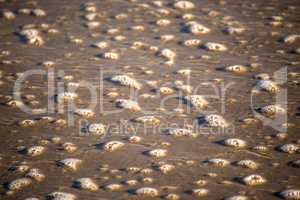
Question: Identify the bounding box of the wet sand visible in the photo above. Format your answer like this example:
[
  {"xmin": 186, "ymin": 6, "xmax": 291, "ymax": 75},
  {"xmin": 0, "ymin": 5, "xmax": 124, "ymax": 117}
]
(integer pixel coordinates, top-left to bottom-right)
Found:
[{"xmin": 0, "ymin": 0, "xmax": 300, "ymax": 199}]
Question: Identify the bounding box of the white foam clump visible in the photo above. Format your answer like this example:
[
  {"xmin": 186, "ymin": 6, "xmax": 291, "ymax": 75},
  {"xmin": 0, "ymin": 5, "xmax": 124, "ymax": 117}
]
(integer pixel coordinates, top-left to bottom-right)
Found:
[
  {"xmin": 8, "ymin": 178, "xmax": 32, "ymax": 191},
  {"xmin": 187, "ymin": 21, "xmax": 211, "ymax": 35},
  {"xmin": 280, "ymin": 189, "xmax": 300, "ymax": 199},
  {"xmin": 224, "ymin": 65, "xmax": 248, "ymax": 73},
  {"xmin": 184, "ymin": 39, "xmax": 201, "ymax": 47},
  {"xmin": 103, "ymin": 52, "xmax": 119, "ymax": 60},
  {"xmin": 18, "ymin": 8, "xmax": 31, "ymax": 15},
  {"xmin": 204, "ymin": 114, "xmax": 229, "ymax": 128},
  {"xmin": 58, "ymin": 158, "xmax": 82, "ymax": 171},
  {"xmin": 148, "ymin": 149, "xmax": 168, "ymax": 158},
  {"xmin": 19, "ymin": 29, "xmax": 44, "ymax": 46},
  {"xmin": 2, "ymin": 10, "xmax": 16, "ymax": 20},
  {"xmin": 93, "ymin": 41, "xmax": 108, "ymax": 49},
  {"xmin": 6, "ymin": 100, "xmax": 24, "ymax": 107},
  {"xmin": 158, "ymin": 164, "xmax": 175, "ymax": 174},
  {"xmin": 160, "ymin": 48, "xmax": 176, "ymax": 60},
  {"xmin": 26, "ymin": 168, "xmax": 45, "ymax": 181},
  {"xmin": 260, "ymin": 104, "xmax": 286, "ymax": 117},
  {"xmin": 42, "ymin": 61, "xmax": 56, "ymax": 67},
  {"xmin": 136, "ymin": 187, "xmax": 159, "ymax": 197},
  {"xmin": 61, "ymin": 142, "xmax": 77, "ymax": 153},
  {"xmin": 26, "ymin": 146, "xmax": 46, "ymax": 156},
  {"xmin": 85, "ymin": 21, "xmax": 100, "ymax": 29},
  {"xmin": 257, "ymin": 80, "xmax": 280, "ymax": 93},
  {"xmin": 156, "ymin": 19, "xmax": 171, "ymax": 26},
  {"xmin": 160, "ymin": 34, "xmax": 175, "ymax": 42},
  {"xmin": 73, "ymin": 178, "xmax": 99, "ymax": 191},
  {"xmin": 134, "ymin": 116, "xmax": 160, "ymax": 125},
  {"xmin": 103, "ymin": 141, "xmax": 125, "ymax": 152},
  {"xmin": 104, "ymin": 183, "xmax": 123, "ymax": 191},
  {"xmin": 184, "ymin": 95, "xmax": 209, "ymax": 109},
  {"xmin": 204, "ymin": 42, "xmax": 228, "ymax": 52},
  {"xmin": 20, "ymin": 119, "xmax": 36, "ymax": 127},
  {"xmin": 74, "ymin": 108, "xmax": 95, "ymax": 118},
  {"xmin": 57, "ymin": 92, "xmax": 78, "ymax": 102},
  {"xmin": 225, "ymin": 27, "xmax": 245, "ymax": 35},
  {"xmin": 110, "ymin": 75, "xmax": 142, "ymax": 89},
  {"xmin": 10, "ymin": 164, "xmax": 30, "ymax": 173},
  {"xmin": 253, "ymin": 145, "xmax": 268, "ymax": 152},
  {"xmin": 223, "ymin": 138, "xmax": 247, "ymax": 148},
  {"xmin": 48, "ymin": 192, "xmax": 77, "ymax": 200},
  {"xmin": 32, "ymin": 9, "xmax": 46, "ymax": 17},
  {"xmin": 192, "ymin": 188, "xmax": 209, "ymax": 197},
  {"xmin": 236, "ymin": 160, "xmax": 259, "ymax": 170},
  {"xmin": 157, "ymin": 86, "xmax": 174, "ymax": 94},
  {"xmin": 115, "ymin": 99, "xmax": 141, "ymax": 112},
  {"xmin": 207, "ymin": 158, "xmax": 230, "ymax": 167},
  {"xmin": 84, "ymin": 13, "xmax": 97, "ymax": 21},
  {"xmin": 242, "ymin": 174, "xmax": 266, "ymax": 186},
  {"xmin": 174, "ymin": 1, "xmax": 195, "ymax": 10},
  {"xmin": 167, "ymin": 128, "xmax": 198, "ymax": 137},
  {"xmin": 283, "ymin": 34, "xmax": 300, "ymax": 44},
  {"xmin": 280, "ymin": 144, "xmax": 299, "ymax": 154},
  {"xmin": 128, "ymin": 136, "xmax": 142, "ymax": 143},
  {"xmin": 88, "ymin": 123, "xmax": 106, "ymax": 135}
]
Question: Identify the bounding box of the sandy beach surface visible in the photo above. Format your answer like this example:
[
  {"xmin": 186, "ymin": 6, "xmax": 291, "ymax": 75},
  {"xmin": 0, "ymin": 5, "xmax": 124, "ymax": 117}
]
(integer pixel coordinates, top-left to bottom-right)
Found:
[{"xmin": 0, "ymin": 0, "xmax": 299, "ymax": 200}]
